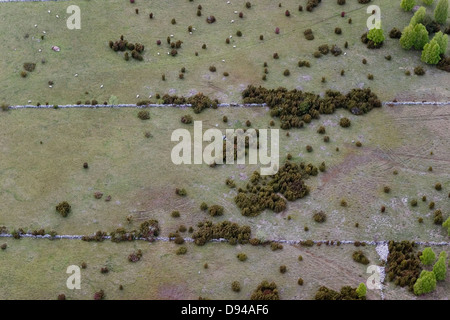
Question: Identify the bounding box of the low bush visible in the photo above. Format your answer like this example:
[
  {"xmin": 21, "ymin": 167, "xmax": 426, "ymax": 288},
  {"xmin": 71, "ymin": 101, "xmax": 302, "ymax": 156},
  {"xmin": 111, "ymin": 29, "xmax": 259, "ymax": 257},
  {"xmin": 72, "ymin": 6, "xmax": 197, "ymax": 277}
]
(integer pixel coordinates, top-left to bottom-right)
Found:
[
  {"xmin": 208, "ymin": 205, "xmax": 224, "ymax": 217},
  {"xmin": 237, "ymin": 253, "xmax": 247, "ymax": 261},
  {"xmin": 313, "ymin": 211, "xmax": 327, "ymax": 223},
  {"xmin": 339, "ymin": 117, "xmax": 351, "ymax": 128},
  {"xmin": 56, "ymin": 201, "xmax": 71, "ymax": 217},
  {"xmin": 250, "ymin": 281, "xmax": 279, "ymax": 300},
  {"xmin": 353, "ymin": 250, "xmax": 370, "ymax": 265},
  {"xmin": 181, "ymin": 114, "xmax": 193, "ymax": 124},
  {"xmin": 232, "ymin": 281, "xmax": 241, "ymax": 292},
  {"xmin": 414, "ymin": 66, "xmax": 426, "ymax": 76},
  {"xmin": 137, "ymin": 110, "xmax": 150, "ymax": 120}
]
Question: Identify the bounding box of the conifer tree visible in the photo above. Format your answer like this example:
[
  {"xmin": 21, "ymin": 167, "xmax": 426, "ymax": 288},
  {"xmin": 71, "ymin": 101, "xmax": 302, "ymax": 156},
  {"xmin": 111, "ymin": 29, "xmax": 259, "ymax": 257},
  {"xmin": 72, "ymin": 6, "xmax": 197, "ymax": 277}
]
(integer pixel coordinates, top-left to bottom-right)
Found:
[
  {"xmin": 401, "ymin": 0, "xmax": 416, "ymax": 11},
  {"xmin": 434, "ymin": 0, "xmax": 449, "ymax": 24},
  {"xmin": 421, "ymin": 39, "xmax": 442, "ymax": 64}
]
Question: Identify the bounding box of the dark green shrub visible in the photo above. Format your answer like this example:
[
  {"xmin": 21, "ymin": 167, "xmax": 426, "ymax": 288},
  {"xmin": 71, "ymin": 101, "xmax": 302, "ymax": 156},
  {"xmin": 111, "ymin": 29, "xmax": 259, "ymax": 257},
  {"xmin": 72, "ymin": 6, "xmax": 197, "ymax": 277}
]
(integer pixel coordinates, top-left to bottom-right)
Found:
[
  {"xmin": 335, "ymin": 27, "xmax": 342, "ymax": 34},
  {"xmin": 246, "ymin": 1, "xmax": 251, "ymax": 8},
  {"xmin": 414, "ymin": 66, "xmax": 425, "ymax": 75},
  {"xmin": 434, "ymin": 210, "xmax": 443, "ymax": 224},
  {"xmin": 283, "ymin": 69, "xmax": 290, "ymax": 76},
  {"xmin": 313, "ymin": 211, "xmax": 327, "ymax": 223},
  {"xmin": 237, "ymin": 253, "xmax": 247, "ymax": 261},
  {"xmin": 300, "ymin": 240, "xmax": 314, "ymax": 247},
  {"xmin": 353, "ymin": 250, "xmax": 370, "ymax": 265},
  {"xmin": 339, "ymin": 117, "xmax": 351, "ymax": 128},
  {"xmin": 389, "ymin": 28, "xmax": 402, "ymax": 39},
  {"xmin": 232, "ymin": 281, "xmax": 241, "ymax": 292},
  {"xmin": 318, "ymin": 44, "xmax": 329, "ymax": 55},
  {"xmin": 386, "ymin": 241, "xmax": 422, "ymax": 291},
  {"xmin": 250, "ymin": 281, "xmax": 279, "ymax": 300},
  {"xmin": 137, "ymin": 110, "xmax": 150, "ymax": 120},
  {"xmin": 23, "ymin": 62, "xmax": 36, "ymax": 72},
  {"xmin": 435, "ymin": 183, "xmax": 442, "ymax": 191},
  {"xmin": 175, "ymin": 188, "xmax": 187, "ymax": 196},
  {"xmin": 279, "ymin": 265, "xmax": 287, "ymax": 273},
  {"xmin": 271, "ymin": 242, "xmax": 283, "ymax": 251},
  {"xmin": 56, "ymin": 201, "xmax": 71, "ymax": 217},
  {"xmin": 171, "ymin": 210, "xmax": 180, "ymax": 218},
  {"xmin": 181, "ymin": 114, "xmax": 193, "ymax": 124},
  {"xmin": 317, "ymin": 126, "xmax": 326, "ymax": 134},
  {"xmin": 324, "ymin": 136, "xmax": 330, "ymax": 142},
  {"xmin": 20, "ymin": 71, "xmax": 27, "ymax": 78},
  {"xmin": 176, "ymin": 246, "xmax": 187, "ymax": 255},
  {"xmin": 171, "ymin": 18, "xmax": 176, "ymax": 24},
  {"xmin": 208, "ymin": 205, "xmax": 224, "ymax": 217},
  {"xmin": 331, "ymin": 45, "xmax": 342, "ymax": 56},
  {"xmin": 236, "ymin": 30, "xmax": 242, "ymax": 37},
  {"xmin": 298, "ymin": 278, "xmax": 304, "ymax": 285},
  {"xmin": 209, "ymin": 65, "xmax": 216, "ymax": 72}
]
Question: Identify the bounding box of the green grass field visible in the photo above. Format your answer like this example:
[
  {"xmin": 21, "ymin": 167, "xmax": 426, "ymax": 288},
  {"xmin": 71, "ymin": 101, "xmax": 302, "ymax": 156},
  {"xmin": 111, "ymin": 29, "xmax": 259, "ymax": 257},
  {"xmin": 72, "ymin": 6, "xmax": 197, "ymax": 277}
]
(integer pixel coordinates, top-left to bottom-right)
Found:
[
  {"xmin": 0, "ymin": 0, "xmax": 449, "ymax": 300},
  {"xmin": 0, "ymin": 0, "xmax": 449, "ymax": 106}
]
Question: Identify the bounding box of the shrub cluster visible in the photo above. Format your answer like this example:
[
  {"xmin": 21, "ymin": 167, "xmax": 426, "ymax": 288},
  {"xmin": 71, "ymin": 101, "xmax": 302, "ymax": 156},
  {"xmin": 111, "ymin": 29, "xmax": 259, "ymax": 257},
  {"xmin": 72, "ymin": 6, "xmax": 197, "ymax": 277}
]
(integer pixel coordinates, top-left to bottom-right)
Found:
[
  {"xmin": 314, "ymin": 285, "xmax": 365, "ymax": 300},
  {"xmin": 192, "ymin": 220, "xmax": 251, "ymax": 246},
  {"xmin": 109, "ymin": 36, "xmax": 145, "ymax": 61},
  {"xmin": 298, "ymin": 60, "xmax": 311, "ymax": 67},
  {"xmin": 250, "ymin": 281, "xmax": 279, "ymax": 300},
  {"xmin": 306, "ymin": 0, "xmax": 322, "ymax": 12},
  {"xmin": 241, "ymin": 85, "xmax": 381, "ymax": 130},
  {"xmin": 234, "ymin": 162, "xmax": 311, "ymax": 216},
  {"xmin": 161, "ymin": 92, "xmax": 219, "ymax": 113},
  {"xmin": 386, "ymin": 241, "xmax": 422, "ymax": 291}
]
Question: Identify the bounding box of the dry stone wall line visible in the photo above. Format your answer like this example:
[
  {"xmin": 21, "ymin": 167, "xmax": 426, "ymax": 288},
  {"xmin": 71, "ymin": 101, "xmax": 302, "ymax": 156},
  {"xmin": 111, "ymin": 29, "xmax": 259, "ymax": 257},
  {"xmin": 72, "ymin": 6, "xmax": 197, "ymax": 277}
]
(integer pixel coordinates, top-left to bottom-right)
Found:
[
  {"xmin": 0, "ymin": 233, "xmax": 449, "ymax": 246},
  {"xmin": 6, "ymin": 102, "xmax": 450, "ymax": 110}
]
